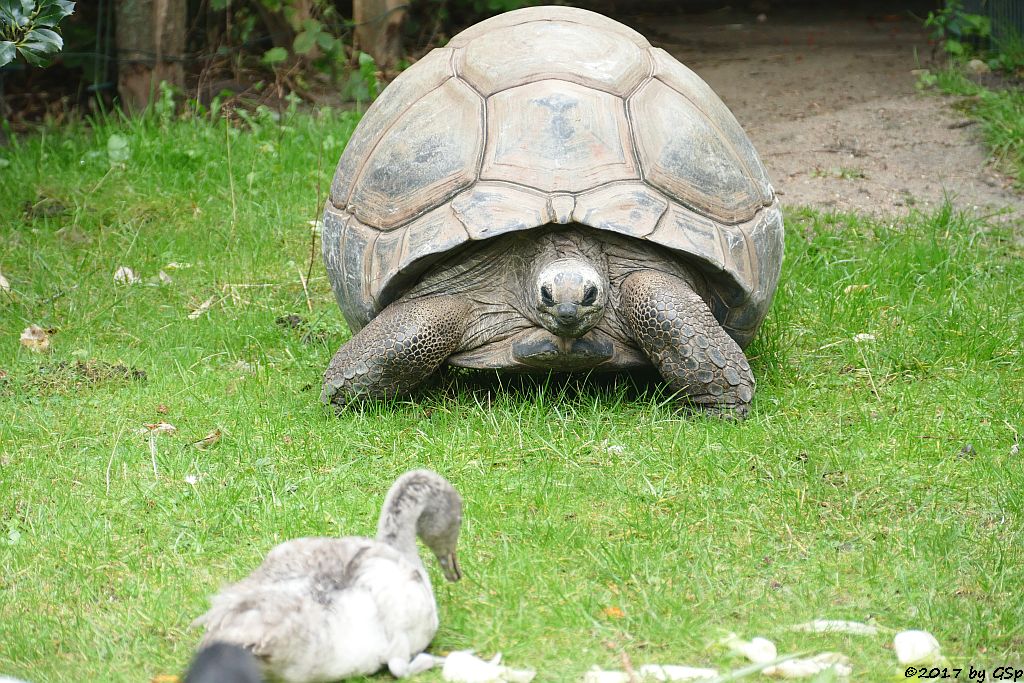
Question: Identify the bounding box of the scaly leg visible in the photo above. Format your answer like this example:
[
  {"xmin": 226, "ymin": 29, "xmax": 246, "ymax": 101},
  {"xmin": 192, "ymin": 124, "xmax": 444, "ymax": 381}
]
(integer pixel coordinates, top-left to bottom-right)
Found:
[
  {"xmin": 621, "ymin": 270, "xmax": 755, "ymax": 417},
  {"xmin": 321, "ymin": 296, "xmax": 470, "ymax": 406}
]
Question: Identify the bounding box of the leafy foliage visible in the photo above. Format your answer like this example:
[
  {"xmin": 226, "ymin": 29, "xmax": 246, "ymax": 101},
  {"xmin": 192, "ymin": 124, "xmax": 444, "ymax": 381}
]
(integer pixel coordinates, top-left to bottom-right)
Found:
[
  {"xmin": 924, "ymin": 0, "xmax": 991, "ymax": 58},
  {"xmin": 0, "ymin": 0, "xmax": 74, "ymax": 67}
]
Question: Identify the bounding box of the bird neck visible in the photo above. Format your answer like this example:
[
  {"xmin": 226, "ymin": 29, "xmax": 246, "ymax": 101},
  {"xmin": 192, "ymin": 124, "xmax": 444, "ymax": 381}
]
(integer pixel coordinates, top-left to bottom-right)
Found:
[{"xmin": 376, "ymin": 492, "xmax": 427, "ymax": 563}]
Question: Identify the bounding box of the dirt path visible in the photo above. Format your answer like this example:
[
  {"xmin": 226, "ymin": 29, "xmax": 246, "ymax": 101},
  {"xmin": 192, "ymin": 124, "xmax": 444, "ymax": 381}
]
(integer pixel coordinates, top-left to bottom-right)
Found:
[{"xmin": 624, "ymin": 3, "xmax": 1023, "ymax": 219}]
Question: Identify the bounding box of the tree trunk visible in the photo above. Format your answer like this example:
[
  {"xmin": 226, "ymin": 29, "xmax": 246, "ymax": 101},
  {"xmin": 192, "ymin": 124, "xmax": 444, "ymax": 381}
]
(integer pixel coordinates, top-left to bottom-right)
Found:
[
  {"xmin": 115, "ymin": 0, "xmax": 187, "ymax": 112},
  {"xmin": 353, "ymin": 0, "xmax": 407, "ymax": 68}
]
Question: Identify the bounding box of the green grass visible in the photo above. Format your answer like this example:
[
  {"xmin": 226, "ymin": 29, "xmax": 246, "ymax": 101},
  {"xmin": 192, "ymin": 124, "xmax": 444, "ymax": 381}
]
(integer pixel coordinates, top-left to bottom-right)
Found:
[
  {"xmin": 1, "ymin": 109, "xmax": 1023, "ymax": 682},
  {"xmin": 921, "ymin": 67, "xmax": 1024, "ymax": 186}
]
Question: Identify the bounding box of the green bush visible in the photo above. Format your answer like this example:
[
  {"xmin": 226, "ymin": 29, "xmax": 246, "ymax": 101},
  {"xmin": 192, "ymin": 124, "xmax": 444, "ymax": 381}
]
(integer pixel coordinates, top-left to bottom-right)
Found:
[{"xmin": 0, "ymin": 0, "xmax": 75, "ymax": 67}]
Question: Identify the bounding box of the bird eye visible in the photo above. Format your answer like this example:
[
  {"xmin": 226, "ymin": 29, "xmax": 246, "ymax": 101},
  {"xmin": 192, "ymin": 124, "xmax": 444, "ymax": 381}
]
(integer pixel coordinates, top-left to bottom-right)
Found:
[
  {"xmin": 540, "ymin": 285, "xmax": 554, "ymax": 306},
  {"xmin": 581, "ymin": 285, "xmax": 598, "ymax": 306}
]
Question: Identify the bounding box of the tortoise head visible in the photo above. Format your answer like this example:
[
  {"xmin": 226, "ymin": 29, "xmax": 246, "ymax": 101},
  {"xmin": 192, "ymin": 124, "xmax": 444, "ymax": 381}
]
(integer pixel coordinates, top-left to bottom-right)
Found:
[{"xmin": 531, "ymin": 257, "xmax": 607, "ymax": 339}]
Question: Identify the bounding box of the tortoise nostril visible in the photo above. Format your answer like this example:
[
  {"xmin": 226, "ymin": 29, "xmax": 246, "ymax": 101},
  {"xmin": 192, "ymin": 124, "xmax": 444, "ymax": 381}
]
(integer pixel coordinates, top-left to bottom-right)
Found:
[{"xmin": 555, "ymin": 303, "xmax": 579, "ymax": 320}]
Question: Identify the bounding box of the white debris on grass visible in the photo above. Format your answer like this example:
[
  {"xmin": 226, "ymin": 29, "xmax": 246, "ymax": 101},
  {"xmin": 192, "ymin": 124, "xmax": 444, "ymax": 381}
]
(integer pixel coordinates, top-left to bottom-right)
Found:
[
  {"xmin": 137, "ymin": 422, "xmax": 177, "ymax": 435},
  {"xmin": 114, "ymin": 266, "xmax": 140, "ymax": 285},
  {"xmin": 582, "ymin": 668, "xmax": 630, "ymax": 683},
  {"xmin": 188, "ymin": 296, "xmax": 215, "ymax": 319},
  {"xmin": 893, "ymin": 630, "xmax": 941, "ymax": 665},
  {"xmin": 158, "ymin": 270, "xmax": 173, "ymax": 285},
  {"xmin": 764, "ymin": 653, "xmax": 852, "ymax": 679},
  {"xmin": 638, "ymin": 664, "xmax": 719, "ymax": 681},
  {"xmin": 441, "ymin": 651, "xmax": 535, "ymax": 683},
  {"xmin": 723, "ymin": 633, "xmax": 777, "ymax": 663},
  {"xmin": 19, "ymin": 325, "xmax": 50, "ymax": 353},
  {"xmin": 852, "ymin": 333, "xmax": 876, "ymax": 343},
  {"xmin": 0, "ymin": 270, "xmax": 10, "ymax": 293},
  {"xmin": 789, "ymin": 620, "xmax": 878, "ymax": 636},
  {"xmin": 725, "ymin": 634, "xmax": 850, "ymax": 679}
]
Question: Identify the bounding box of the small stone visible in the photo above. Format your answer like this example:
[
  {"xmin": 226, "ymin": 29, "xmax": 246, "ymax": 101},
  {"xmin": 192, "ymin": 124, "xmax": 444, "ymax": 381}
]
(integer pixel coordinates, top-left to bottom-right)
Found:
[{"xmin": 959, "ymin": 443, "xmax": 976, "ymax": 459}]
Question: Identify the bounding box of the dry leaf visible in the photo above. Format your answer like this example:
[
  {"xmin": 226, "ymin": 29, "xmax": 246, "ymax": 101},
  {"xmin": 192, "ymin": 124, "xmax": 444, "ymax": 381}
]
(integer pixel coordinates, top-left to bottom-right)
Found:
[
  {"xmin": 0, "ymin": 270, "xmax": 10, "ymax": 293},
  {"xmin": 843, "ymin": 284, "xmax": 870, "ymax": 294},
  {"xmin": 164, "ymin": 262, "xmax": 193, "ymax": 270},
  {"xmin": 790, "ymin": 620, "xmax": 877, "ymax": 635},
  {"xmin": 188, "ymin": 296, "xmax": 214, "ymax": 320},
  {"xmin": 602, "ymin": 606, "xmax": 625, "ymax": 619},
  {"xmin": 114, "ymin": 266, "xmax": 140, "ymax": 285},
  {"xmin": 156, "ymin": 404, "xmax": 169, "ymax": 414},
  {"xmin": 158, "ymin": 270, "xmax": 173, "ymax": 285},
  {"xmin": 232, "ymin": 359, "xmax": 257, "ymax": 374},
  {"xmin": 151, "ymin": 675, "xmax": 182, "ymax": 683},
  {"xmin": 193, "ymin": 429, "xmax": 222, "ymax": 449},
  {"xmin": 138, "ymin": 422, "xmax": 177, "ymax": 435},
  {"xmin": 20, "ymin": 325, "xmax": 51, "ymax": 353}
]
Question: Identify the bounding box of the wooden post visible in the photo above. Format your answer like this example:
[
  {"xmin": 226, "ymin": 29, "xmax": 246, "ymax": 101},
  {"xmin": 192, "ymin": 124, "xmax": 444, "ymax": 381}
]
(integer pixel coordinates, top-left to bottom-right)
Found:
[
  {"xmin": 353, "ymin": 0, "xmax": 407, "ymax": 68},
  {"xmin": 115, "ymin": 0, "xmax": 187, "ymax": 112}
]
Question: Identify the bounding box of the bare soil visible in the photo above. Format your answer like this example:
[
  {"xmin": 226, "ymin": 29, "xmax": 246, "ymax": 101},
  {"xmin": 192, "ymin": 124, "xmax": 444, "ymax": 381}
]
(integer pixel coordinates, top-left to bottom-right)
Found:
[{"xmin": 623, "ymin": 3, "xmax": 1023, "ymax": 219}]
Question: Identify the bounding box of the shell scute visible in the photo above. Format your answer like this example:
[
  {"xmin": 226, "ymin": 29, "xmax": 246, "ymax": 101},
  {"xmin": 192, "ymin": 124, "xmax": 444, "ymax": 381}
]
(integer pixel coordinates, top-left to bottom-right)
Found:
[
  {"xmin": 630, "ymin": 79, "xmax": 761, "ymax": 224},
  {"xmin": 573, "ymin": 184, "xmax": 668, "ymax": 238},
  {"xmin": 451, "ymin": 183, "xmax": 549, "ymax": 240},
  {"xmin": 330, "ymin": 49, "xmax": 454, "ymax": 205},
  {"xmin": 458, "ymin": 22, "xmax": 648, "ymax": 96},
  {"xmin": 481, "ymin": 80, "xmax": 637, "ymax": 193},
  {"xmin": 349, "ymin": 78, "xmax": 483, "ymax": 229}
]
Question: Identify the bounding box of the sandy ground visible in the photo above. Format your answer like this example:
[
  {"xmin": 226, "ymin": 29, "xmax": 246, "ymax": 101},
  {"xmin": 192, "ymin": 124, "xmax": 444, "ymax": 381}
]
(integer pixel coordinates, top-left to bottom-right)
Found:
[{"xmin": 622, "ymin": 4, "xmax": 1023, "ymax": 219}]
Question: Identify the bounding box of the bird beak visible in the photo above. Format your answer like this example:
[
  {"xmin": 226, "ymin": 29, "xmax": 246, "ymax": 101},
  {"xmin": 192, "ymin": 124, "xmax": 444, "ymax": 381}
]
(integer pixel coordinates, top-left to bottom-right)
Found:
[{"xmin": 439, "ymin": 552, "xmax": 461, "ymax": 582}]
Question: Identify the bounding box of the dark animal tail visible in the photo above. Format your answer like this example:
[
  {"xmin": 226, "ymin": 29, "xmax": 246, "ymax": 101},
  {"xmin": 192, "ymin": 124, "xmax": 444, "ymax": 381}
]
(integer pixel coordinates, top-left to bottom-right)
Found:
[{"xmin": 185, "ymin": 642, "xmax": 262, "ymax": 683}]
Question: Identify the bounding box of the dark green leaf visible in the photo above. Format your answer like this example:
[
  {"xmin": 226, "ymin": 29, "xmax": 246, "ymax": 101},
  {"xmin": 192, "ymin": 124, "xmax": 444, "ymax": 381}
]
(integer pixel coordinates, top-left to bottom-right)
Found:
[
  {"xmin": 315, "ymin": 31, "xmax": 336, "ymax": 51},
  {"xmin": 292, "ymin": 29, "xmax": 316, "ymax": 55},
  {"xmin": 0, "ymin": 40, "xmax": 15, "ymax": 66},
  {"xmin": 261, "ymin": 46, "xmax": 287, "ymax": 64},
  {"xmin": 22, "ymin": 26, "xmax": 62, "ymax": 53},
  {"xmin": 33, "ymin": 0, "xmax": 74, "ymax": 28},
  {"xmin": 17, "ymin": 43, "xmax": 47, "ymax": 65},
  {"xmin": 0, "ymin": 0, "xmax": 30, "ymax": 28}
]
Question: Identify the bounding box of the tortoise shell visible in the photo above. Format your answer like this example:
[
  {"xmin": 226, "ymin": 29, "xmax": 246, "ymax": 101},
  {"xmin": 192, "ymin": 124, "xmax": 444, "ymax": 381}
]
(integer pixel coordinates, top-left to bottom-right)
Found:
[{"xmin": 323, "ymin": 6, "xmax": 784, "ymax": 348}]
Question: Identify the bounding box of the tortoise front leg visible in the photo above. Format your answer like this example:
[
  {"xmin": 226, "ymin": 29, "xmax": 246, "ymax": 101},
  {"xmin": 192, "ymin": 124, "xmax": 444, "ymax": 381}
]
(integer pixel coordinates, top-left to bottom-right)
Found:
[
  {"xmin": 621, "ymin": 270, "xmax": 755, "ymax": 418},
  {"xmin": 321, "ymin": 296, "xmax": 471, "ymax": 406}
]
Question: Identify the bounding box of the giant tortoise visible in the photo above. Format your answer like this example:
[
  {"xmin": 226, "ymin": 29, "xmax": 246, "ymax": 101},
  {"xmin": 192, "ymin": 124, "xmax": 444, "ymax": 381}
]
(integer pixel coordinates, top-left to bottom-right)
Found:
[{"xmin": 321, "ymin": 6, "xmax": 783, "ymax": 416}]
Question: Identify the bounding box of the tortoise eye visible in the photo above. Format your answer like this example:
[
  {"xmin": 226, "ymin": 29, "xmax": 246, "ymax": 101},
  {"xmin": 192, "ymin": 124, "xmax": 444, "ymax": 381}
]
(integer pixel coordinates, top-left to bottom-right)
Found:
[
  {"xmin": 581, "ymin": 285, "xmax": 598, "ymax": 306},
  {"xmin": 540, "ymin": 285, "xmax": 554, "ymax": 306}
]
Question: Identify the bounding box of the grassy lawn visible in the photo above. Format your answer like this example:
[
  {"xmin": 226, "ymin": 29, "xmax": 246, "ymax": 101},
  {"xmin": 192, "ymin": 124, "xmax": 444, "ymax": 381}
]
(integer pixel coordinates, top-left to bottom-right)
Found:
[
  {"xmin": 919, "ymin": 68, "xmax": 1024, "ymax": 186},
  {"xmin": 1, "ymin": 106, "xmax": 1022, "ymax": 682}
]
